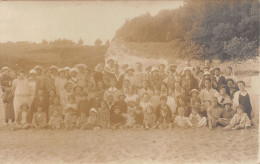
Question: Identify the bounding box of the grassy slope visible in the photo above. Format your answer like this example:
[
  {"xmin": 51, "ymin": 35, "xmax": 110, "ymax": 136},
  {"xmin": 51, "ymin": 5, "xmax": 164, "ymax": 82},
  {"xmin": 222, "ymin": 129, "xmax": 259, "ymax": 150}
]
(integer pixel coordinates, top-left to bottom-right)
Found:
[{"xmin": 0, "ymin": 43, "xmax": 107, "ymax": 71}]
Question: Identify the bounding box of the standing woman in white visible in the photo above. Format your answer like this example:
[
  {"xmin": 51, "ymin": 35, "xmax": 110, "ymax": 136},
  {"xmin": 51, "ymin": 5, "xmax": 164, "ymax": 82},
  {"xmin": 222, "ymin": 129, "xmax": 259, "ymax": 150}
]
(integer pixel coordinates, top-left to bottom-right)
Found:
[{"xmin": 12, "ymin": 69, "xmax": 30, "ymax": 122}]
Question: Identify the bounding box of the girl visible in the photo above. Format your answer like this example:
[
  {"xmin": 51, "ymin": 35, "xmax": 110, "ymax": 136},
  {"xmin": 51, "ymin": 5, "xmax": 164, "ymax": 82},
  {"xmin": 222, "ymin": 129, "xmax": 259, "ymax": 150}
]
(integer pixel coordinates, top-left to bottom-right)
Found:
[
  {"xmin": 125, "ymin": 85, "xmax": 140, "ymax": 105},
  {"xmin": 177, "ymin": 96, "xmax": 191, "ymax": 117},
  {"xmin": 150, "ymin": 89, "xmax": 161, "ymax": 111},
  {"xmin": 60, "ymin": 82, "xmax": 73, "ymax": 108},
  {"xmin": 143, "ymin": 106, "xmax": 156, "ymax": 129},
  {"xmin": 68, "ymin": 68, "xmax": 79, "ymax": 88},
  {"xmin": 32, "ymin": 106, "xmax": 48, "ymax": 129},
  {"xmin": 73, "ymin": 85, "xmax": 83, "ymax": 105},
  {"xmin": 48, "ymin": 88, "xmax": 56, "ymax": 105},
  {"xmin": 81, "ymin": 108, "xmax": 100, "ymax": 130},
  {"xmin": 173, "ymin": 81, "xmax": 185, "ymax": 100},
  {"xmin": 63, "ymin": 95, "xmax": 78, "ymax": 121},
  {"xmin": 156, "ymin": 103, "xmax": 172, "ymax": 129},
  {"xmin": 190, "ymin": 89, "xmax": 200, "ymax": 107},
  {"xmin": 160, "ymin": 82, "xmax": 168, "ymax": 97},
  {"xmin": 76, "ymin": 112, "xmax": 88, "ymax": 129},
  {"xmin": 31, "ymin": 87, "xmax": 49, "ymax": 116},
  {"xmin": 97, "ymin": 101, "xmax": 110, "ymax": 129},
  {"xmin": 174, "ymin": 107, "xmax": 192, "ymax": 128},
  {"xmin": 140, "ymin": 93, "xmax": 152, "ymax": 113},
  {"xmin": 13, "ymin": 103, "xmax": 31, "ymax": 130},
  {"xmin": 189, "ymin": 108, "xmax": 207, "ymax": 128},
  {"xmin": 167, "ymin": 88, "xmax": 177, "ymax": 119},
  {"xmin": 110, "ymin": 105, "xmax": 125, "ymax": 129},
  {"xmin": 49, "ymin": 96, "xmax": 63, "ymax": 118},
  {"xmin": 224, "ymin": 105, "xmax": 251, "ymax": 130},
  {"xmin": 64, "ymin": 107, "xmax": 76, "ymax": 130},
  {"xmin": 55, "ymin": 68, "xmax": 67, "ymax": 97},
  {"xmin": 218, "ymin": 100, "xmax": 235, "ymax": 127},
  {"xmin": 124, "ymin": 107, "xmax": 136, "ymax": 128},
  {"xmin": 48, "ymin": 110, "xmax": 63, "ymax": 129},
  {"xmin": 134, "ymin": 107, "xmax": 144, "ymax": 128},
  {"xmin": 78, "ymin": 92, "xmax": 90, "ymax": 116},
  {"xmin": 215, "ymin": 85, "xmax": 231, "ymax": 106}
]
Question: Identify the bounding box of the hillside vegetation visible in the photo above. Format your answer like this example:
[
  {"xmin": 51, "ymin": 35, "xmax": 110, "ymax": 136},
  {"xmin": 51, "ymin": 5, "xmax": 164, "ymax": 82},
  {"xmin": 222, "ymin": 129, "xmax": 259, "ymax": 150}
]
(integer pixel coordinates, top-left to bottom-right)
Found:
[
  {"xmin": 116, "ymin": 0, "xmax": 259, "ymax": 61},
  {"xmin": 0, "ymin": 41, "xmax": 107, "ymax": 71}
]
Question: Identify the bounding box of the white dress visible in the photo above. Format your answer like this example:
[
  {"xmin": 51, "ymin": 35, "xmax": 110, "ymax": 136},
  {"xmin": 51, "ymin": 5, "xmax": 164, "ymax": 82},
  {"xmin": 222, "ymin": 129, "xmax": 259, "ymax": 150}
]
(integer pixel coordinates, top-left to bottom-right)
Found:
[
  {"xmin": 13, "ymin": 78, "xmax": 30, "ymax": 121},
  {"xmin": 55, "ymin": 77, "xmax": 67, "ymax": 96}
]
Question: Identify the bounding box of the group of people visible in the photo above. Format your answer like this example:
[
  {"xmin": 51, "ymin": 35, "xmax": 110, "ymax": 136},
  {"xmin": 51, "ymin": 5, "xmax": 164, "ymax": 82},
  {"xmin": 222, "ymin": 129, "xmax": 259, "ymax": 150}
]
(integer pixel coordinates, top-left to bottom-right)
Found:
[{"xmin": 0, "ymin": 59, "xmax": 254, "ymax": 131}]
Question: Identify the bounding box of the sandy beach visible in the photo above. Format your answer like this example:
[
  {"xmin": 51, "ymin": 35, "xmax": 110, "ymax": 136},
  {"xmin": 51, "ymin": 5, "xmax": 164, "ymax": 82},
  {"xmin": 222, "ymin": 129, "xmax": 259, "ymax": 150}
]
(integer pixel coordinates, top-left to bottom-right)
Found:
[{"xmin": 0, "ymin": 127, "xmax": 258, "ymax": 164}]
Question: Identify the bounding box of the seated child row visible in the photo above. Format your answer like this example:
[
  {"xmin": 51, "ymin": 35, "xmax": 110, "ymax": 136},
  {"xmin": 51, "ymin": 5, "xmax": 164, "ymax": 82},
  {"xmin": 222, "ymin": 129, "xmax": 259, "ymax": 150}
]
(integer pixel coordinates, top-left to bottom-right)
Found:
[{"xmin": 13, "ymin": 93, "xmax": 251, "ymax": 131}]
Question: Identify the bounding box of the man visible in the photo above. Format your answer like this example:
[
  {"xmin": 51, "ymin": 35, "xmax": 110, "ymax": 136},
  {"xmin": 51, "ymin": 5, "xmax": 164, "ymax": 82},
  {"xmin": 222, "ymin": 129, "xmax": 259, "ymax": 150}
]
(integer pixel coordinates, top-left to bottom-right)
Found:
[
  {"xmin": 149, "ymin": 66, "xmax": 163, "ymax": 90},
  {"xmin": 213, "ymin": 67, "xmax": 226, "ymax": 91},
  {"xmin": 164, "ymin": 64, "xmax": 178, "ymax": 89},
  {"xmin": 103, "ymin": 78, "xmax": 119, "ymax": 103},
  {"xmin": 199, "ymin": 78, "xmax": 217, "ymax": 109},
  {"xmin": 138, "ymin": 79, "xmax": 154, "ymax": 98},
  {"xmin": 134, "ymin": 62, "xmax": 145, "ymax": 91}
]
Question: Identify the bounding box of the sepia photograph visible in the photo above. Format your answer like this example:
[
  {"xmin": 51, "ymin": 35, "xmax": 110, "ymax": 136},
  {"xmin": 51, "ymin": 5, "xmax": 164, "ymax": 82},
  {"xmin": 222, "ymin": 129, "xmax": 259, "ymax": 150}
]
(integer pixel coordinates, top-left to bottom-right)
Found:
[{"xmin": 0, "ymin": 0, "xmax": 259, "ymax": 163}]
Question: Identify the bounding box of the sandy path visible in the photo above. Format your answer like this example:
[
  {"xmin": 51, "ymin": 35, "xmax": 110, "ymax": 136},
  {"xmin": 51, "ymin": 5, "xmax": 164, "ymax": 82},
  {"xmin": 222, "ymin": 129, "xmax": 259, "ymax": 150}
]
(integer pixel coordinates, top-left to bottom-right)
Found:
[{"xmin": 0, "ymin": 128, "xmax": 258, "ymax": 164}]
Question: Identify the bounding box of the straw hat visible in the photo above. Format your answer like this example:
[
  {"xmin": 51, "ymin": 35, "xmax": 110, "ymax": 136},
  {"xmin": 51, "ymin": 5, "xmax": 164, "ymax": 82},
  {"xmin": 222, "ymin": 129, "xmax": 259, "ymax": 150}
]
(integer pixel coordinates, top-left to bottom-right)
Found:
[
  {"xmin": 29, "ymin": 69, "xmax": 37, "ymax": 74},
  {"xmin": 90, "ymin": 108, "xmax": 98, "ymax": 113},
  {"xmin": 69, "ymin": 67, "xmax": 79, "ymax": 75},
  {"xmin": 223, "ymin": 100, "xmax": 232, "ymax": 106}
]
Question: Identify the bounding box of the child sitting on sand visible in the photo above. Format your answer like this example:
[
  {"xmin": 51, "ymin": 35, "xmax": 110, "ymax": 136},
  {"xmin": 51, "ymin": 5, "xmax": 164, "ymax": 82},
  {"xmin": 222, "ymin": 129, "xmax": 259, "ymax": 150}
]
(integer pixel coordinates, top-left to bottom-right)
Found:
[
  {"xmin": 190, "ymin": 89, "xmax": 201, "ymax": 107},
  {"xmin": 207, "ymin": 97, "xmax": 223, "ymax": 129},
  {"xmin": 64, "ymin": 107, "xmax": 77, "ymax": 130},
  {"xmin": 110, "ymin": 105, "xmax": 125, "ymax": 129},
  {"xmin": 177, "ymin": 96, "xmax": 191, "ymax": 117},
  {"xmin": 151, "ymin": 89, "xmax": 161, "ymax": 111},
  {"xmin": 134, "ymin": 107, "xmax": 144, "ymax": 128},
  {"xmin": 49, "ymin": 96, "xmax": 63, "ymax": 119},
  {"xmin": 12, "ymin": 103, "xmax": 31, "ymax": 130},
  {"xmin": 217, "ymin": 100, "xmax": 235, "ymax": 127},
  {"xmin": 156, "ymin": 102, "xmax": 172, "ymax": 129},
  {"xmin": 189, "ymin": 107, "xmax": 207, "ymax": 128},
  {"xmin": 32, "ymin": 106, "xmax": 48, "ymax": 129},
  {"xmin": 124, "ymin": 107, "xmax": 136, "ymax": 128},
  {"xmin": 76, "ymin": 112, "xmax": 88, "ymax": 129},
  {"xmin": 224, "ymin": 105, "xmax": 251, "ymax": 130},
  {"xmin": 81, "ymin": 108, "xmax": 100, "ymax": 130},
  {"xmin": 48, "ymin": 110, "xmax": 63, "ymax": 129},
  {"xmin": 97, "ymin": 101, "xmax": 110, "ymax": 129},
  {"xmin": 140, "ymin": 93, "xmax": 152, "ymax": 113},
  {"xmin": 167, "ymin": 88, "xmax": 177, "ymax": 119},
  {"xmin": 174, "ymin": 107, "xmax": 192, "ymax": 128},
  {"xmin": 144, "ymin": 106, "xmax": 157, "ymax": 129}
]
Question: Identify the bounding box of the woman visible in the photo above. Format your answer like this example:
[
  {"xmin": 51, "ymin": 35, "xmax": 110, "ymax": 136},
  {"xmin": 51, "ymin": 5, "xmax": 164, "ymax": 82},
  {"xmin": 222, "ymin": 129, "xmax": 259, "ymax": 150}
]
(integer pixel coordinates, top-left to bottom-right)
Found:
[
  {"xmin": 181, "ymin": 67, "xmax": 198, "ymax": 96},
  {"xmin": 28, "ymin": 69, "xmax": 40, "ymax": 107},
  {"xmin": 12, "ymin": 69, "xmax": 30, "ymax": 121},
  {"xmin": 173, "ymin": 81, "xmax": 185, "ymax": 101},
  {"xmin": 42, "ymin": 67, "xmax": 55, "ymax": 97},
  {"xmin": 233, "ymin": 81, "xmax": 253, "ymax": 119},
  {"xmin": 1, "ymin": 69, "xmax": 16, "ymax": 124},
  {"xmin": 214, "ymin": 85, "xmax": 231, "ymax": 106},
  {"xmin": 224, "ymin": 66, "xmax": 238, "ymax": 83},
  {"xmin": 125, "ymin": 85, "xmax": 140, "ymax": 105},
  {"xmin": 55, "ymin": 68, "xmax": 67, "ymax": 96}
]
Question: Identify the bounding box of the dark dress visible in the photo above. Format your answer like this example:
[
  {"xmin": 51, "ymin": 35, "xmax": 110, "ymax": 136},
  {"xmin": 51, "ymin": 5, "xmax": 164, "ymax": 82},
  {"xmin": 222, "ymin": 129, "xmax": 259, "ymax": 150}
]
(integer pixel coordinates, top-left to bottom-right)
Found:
[
  {"xmin": 3, "ymin": 91, "xmax": 15, "ymax": 121},
  {"xmin": 239, "ymin": 93, "xmax": 252, "ymax": 119}
]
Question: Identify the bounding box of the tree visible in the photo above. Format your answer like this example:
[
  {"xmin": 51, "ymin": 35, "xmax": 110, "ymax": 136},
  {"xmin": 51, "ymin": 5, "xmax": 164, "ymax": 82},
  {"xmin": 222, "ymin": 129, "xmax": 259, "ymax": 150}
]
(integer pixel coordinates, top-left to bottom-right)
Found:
[
  {"xmin": 95, "ymin": 39, "xmax": 103, "ymax": 46},
  {"xmin": 182, "ymin": 41, "xmax": 205, "ymax": 60},
  {"xmin": 78, "ymin": 38, "xmax": 84, "ymax": 45},
  {"xmin": 224, "ymin": 37, "xmax": 257, "ymax": 61}
]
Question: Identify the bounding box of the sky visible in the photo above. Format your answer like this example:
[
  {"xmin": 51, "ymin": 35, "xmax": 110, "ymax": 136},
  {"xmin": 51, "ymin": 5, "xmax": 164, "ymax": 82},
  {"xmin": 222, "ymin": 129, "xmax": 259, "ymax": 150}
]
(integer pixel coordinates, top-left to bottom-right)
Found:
[{"xmin": 0, "ymin": 1, "xmax": 183, "ymax": 45}]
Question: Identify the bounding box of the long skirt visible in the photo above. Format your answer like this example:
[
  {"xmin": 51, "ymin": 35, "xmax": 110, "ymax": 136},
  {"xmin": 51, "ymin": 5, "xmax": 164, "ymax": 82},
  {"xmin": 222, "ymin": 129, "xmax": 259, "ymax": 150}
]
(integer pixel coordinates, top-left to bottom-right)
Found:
[{"xmin": 13, "ymin": 95, "xmax": 30, "ymax": 121}]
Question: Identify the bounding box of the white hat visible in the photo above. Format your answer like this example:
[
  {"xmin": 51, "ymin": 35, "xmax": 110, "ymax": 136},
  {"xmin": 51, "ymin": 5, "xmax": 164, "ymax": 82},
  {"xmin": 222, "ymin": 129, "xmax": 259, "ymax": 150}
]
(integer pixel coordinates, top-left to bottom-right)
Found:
[
  {"xmin": 126, "ymin": 67, "xmax": 134, "ymax": 73},
  {"xmin": 151, "ymin": 66, "xmax": 159, "ymax": 73},
  {"xmin": 57, "ymin": 68, "xmax": 65, "ymax": 73},
  {"xmin": 64, "ymin": 67, "xmax": 70, "ymax": 70},
  {"xmin": 2, "ymin": 66, "xmax": 8, "ymax": 70},
  {"xmin": 50, "ymin": 65, "xmax": 59, "ymax": 70},
  {"xmin": 90, "ymin": 108, "xmax": 97, "ymax": 113},
  {"xmin": 69, "ymin": 67, "xmax": 79, "ymax": 74},
  {"xmin": 29, "ymin": 69, "xmax": 37, "ymax": 74},
  {"xmin": 203, "ymin": 71, "xmax": 211, "ymax": 76}
]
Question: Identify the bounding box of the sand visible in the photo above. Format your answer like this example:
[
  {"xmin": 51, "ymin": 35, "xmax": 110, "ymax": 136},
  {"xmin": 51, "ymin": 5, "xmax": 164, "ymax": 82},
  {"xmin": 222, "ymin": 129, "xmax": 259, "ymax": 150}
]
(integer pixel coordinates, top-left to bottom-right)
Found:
[{"xmin": 0, "ymin": 127, "xmax": 258, "ymax": 164}]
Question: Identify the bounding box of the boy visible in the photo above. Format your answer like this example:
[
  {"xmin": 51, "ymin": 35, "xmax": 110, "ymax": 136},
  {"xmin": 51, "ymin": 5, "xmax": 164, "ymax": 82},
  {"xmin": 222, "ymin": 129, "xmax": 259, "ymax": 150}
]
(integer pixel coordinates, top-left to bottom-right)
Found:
[
  {"xmin": 143, "ymin": 106, "xmax": 156, "ymax": 129},
  {"xmin": 49, "ymin": 110, "xmax": 63, "ymax": 129},
  {"xmin": 174, "ymin": 107, "xmax": 192, "ymax": 128},
  {"xmin": 217, "ymin": 100, "xmax": 235, "ymax": 127},
  {"xmin": 207, "ymin": 97, "xmax": 223, "ymax": 129},
  {"xmin": 224, "ymin": 105, "xmax": 251, "ymax": 130}
]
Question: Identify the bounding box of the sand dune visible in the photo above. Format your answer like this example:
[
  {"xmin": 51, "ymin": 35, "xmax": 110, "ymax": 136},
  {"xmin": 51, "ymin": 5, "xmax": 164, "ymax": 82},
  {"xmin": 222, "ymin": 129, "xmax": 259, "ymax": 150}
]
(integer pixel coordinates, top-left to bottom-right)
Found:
[{"xmin": 0, "ymin": 127, "xmax": 258, "ymax": 164}]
